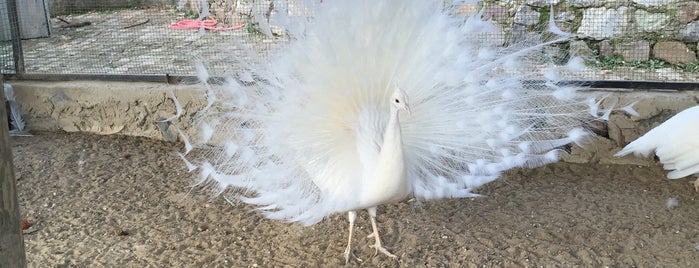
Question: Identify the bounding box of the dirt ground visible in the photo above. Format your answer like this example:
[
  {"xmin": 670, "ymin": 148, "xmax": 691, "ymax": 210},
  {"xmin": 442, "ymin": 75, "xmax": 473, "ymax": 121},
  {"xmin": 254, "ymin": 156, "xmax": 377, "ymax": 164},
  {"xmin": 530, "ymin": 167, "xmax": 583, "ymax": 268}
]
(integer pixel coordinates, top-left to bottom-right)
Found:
[{"xmin": 9, "ymin": 131, "xmax": 699, "ymax": 267}]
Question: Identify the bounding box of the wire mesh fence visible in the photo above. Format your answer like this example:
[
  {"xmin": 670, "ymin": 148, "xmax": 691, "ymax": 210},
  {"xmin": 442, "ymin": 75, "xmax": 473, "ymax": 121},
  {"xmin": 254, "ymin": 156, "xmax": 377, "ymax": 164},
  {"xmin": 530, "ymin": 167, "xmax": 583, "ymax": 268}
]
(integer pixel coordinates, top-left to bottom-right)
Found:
[
  {"xmin": 8, "ymin": 0, "xmax": 286, "ymax": 76},
  {"xmin": 1, "ymin": 0, "xmax": 698, "ymax": 82},
  {"xmin": 0, "ymin": 0, "xmax": 22, "ymax": 74}
]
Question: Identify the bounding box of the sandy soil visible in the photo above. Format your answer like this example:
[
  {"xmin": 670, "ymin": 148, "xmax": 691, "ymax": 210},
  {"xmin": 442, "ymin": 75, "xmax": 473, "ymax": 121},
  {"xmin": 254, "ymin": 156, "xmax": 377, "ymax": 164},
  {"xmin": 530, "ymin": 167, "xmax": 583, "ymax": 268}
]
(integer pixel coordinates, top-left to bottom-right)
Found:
[{"xmin": 10, "ymin": 131, "xmax": 699, "ymax": 267}]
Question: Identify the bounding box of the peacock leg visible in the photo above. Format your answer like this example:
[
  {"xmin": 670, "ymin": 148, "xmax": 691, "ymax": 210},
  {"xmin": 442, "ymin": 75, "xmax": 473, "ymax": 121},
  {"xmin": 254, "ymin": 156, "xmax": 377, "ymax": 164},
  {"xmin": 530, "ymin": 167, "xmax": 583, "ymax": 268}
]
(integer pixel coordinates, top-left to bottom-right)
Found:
[
  {"xmin": 694, "ymin": 177, "xmax": 699, "ymax": 192},
  {"xmin": 366, "ymin": 207, "xmax": 397, "ymax": 259},
  {"xmin": 344, "ymin": 211, "xmax": 362, "ymax": 263}
]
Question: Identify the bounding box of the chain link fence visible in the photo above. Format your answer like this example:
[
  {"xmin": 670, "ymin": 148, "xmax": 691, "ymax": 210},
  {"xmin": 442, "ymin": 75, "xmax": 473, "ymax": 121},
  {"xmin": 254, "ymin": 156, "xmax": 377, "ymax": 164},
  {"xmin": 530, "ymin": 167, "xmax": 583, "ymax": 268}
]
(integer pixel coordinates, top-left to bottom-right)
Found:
[
  {"xmin": 2, "ymin": 0, "xmax": 285, "ymax": 76},
  {"xmin": 1, "ymin": 0, "xmax": 698, "ymax": 82}
]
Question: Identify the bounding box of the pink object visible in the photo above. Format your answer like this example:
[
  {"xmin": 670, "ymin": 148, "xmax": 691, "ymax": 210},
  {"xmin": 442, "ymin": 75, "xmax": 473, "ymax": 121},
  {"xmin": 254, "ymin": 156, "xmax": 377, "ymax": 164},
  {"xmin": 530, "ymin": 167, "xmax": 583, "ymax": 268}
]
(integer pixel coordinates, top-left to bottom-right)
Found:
[{"xmin": 169, "ymin": 17, "xmax": 245, "ymax": 31}]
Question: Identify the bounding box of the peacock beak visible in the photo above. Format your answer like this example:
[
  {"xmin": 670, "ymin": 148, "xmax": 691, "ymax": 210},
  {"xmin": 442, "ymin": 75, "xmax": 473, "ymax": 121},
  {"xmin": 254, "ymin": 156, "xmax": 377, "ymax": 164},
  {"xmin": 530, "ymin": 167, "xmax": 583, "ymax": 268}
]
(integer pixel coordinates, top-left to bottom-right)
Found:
[{"xmin": 404, "ymin": 105, "xmax": 412, "ymax": 115}]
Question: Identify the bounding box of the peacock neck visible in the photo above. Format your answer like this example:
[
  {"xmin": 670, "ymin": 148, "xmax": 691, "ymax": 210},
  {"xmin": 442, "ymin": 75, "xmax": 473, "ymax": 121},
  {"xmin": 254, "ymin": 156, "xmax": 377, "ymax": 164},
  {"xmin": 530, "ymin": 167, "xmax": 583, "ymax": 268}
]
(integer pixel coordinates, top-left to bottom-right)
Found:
[
  {"xmin": 357, "ymin": 105, "xmax": 409, "ymax": 208},
  {"xmin": 383, "ymin": 107, "xmax": 402, "ymax": 151}
]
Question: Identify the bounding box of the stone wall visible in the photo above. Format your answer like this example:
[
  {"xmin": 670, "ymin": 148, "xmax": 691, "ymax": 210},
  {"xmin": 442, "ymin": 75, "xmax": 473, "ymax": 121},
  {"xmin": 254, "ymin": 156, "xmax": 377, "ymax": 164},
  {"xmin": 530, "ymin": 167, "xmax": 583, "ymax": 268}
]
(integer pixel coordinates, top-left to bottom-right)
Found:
[
  {"xmin": 8, "ymin": 80, "xmax": 699, "ymax": 167},
  {"xmin": 478, "ymin": 0, "xmax": 699, "ymax": 66}
]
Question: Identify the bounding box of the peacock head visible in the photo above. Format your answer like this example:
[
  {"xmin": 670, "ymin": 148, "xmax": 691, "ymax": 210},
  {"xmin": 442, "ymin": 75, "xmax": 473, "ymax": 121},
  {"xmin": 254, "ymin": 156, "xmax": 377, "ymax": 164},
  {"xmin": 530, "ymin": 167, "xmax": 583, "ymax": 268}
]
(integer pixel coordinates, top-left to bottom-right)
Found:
[{"xmin": 390, "ymin": 87, "xmax": 411, "ymax": 115}]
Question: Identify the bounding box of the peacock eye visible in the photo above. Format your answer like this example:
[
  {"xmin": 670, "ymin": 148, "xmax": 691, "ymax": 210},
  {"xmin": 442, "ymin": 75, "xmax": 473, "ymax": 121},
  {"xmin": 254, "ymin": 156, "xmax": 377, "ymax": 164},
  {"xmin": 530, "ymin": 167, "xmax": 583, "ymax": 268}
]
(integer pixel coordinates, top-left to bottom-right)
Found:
[{"xmin": 395, "ymin": 99, "xmax": 400, "ymax": 103}]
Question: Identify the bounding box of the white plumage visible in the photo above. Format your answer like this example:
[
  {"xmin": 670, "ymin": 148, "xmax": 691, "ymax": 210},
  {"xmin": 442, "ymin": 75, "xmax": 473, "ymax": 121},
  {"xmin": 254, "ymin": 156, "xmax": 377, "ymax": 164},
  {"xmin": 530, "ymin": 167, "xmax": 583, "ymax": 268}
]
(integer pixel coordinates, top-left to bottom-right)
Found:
[
  {"xmin": 615, "ymin": 105, "xmax": 699, "ymax": 192},
  {"xmin": 4, "ymin": 83, "xmax": 25, "ymax": 134},
  {"xmin": 179, "ymin": 0, "xmax": 601, "ymax": 262}
]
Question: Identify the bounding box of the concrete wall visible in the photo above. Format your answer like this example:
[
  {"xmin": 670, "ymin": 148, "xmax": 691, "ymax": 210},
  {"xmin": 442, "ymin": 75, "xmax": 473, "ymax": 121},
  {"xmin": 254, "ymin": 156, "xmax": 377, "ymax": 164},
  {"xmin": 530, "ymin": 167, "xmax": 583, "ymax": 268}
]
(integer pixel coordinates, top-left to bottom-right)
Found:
[
  {"xmin": 8, "ymin": 80, "xmax": 699, "ymax": 167},
  {"xmin": 9, "ymin": 80, "xmax": 206, "ymax": 140}
]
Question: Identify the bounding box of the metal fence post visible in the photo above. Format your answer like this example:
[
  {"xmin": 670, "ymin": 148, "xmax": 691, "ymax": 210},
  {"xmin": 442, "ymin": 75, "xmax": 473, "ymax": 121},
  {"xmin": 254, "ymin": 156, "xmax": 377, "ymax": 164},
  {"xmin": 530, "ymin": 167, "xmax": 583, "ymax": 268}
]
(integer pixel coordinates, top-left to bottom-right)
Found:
[
  {"xmin": 0, "ymin": 77, "xmax": 26, "ymax": 268},
  {"xmin": 6, "ymin": 0, "xmax": 25, "ymax": 74}
]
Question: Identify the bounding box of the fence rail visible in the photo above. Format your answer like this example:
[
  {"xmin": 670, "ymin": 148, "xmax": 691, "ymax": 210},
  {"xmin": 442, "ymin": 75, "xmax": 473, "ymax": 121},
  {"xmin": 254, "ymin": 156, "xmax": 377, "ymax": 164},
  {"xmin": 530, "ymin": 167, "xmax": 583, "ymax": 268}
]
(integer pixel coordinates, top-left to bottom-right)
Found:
[{"xmin": 1, "ymin": 0, "xmax": 698, "ymax": 86}]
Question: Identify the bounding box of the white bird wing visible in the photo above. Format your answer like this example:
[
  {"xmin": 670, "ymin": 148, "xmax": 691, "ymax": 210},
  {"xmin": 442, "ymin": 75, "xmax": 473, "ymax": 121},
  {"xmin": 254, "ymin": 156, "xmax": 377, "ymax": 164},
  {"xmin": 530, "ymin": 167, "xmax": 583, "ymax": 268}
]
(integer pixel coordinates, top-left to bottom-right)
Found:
[{"xmin": 616, "ymin": 106, "xmax": 699, "ymax": 179}]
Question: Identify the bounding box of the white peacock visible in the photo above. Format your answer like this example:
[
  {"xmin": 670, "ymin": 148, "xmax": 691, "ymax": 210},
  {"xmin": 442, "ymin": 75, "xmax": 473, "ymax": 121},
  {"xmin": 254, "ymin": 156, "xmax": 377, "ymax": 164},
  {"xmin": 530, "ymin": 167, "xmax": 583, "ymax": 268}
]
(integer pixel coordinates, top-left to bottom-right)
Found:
[{"xmin": 174, "ymin": 0, "xmax": 603, "ymax": 262}]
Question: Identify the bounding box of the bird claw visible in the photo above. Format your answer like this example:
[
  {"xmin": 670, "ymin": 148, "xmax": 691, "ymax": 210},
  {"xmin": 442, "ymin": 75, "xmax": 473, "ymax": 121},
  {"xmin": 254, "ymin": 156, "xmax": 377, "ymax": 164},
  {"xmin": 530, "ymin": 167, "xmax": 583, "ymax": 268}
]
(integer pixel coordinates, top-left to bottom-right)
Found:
[
  {"xmin": 344, "ymin": 248, "xmax": 363, "ymax": 264},
  {"xmin": 369, "ymin": 244, "xmax": 397, "ymax": 259}
]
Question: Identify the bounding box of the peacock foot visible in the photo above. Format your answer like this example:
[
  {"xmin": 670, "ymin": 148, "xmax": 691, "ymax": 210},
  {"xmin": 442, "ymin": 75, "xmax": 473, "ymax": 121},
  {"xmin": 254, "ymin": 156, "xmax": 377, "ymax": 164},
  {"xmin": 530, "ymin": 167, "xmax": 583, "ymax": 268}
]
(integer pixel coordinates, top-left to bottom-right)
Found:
[
  {"xmin": 367, "ymin": 233, "xmax": 397, "ymax": 259},
  {"xmin": 344, "ymin": 247, "xmax": 363, "ymax": 264}
]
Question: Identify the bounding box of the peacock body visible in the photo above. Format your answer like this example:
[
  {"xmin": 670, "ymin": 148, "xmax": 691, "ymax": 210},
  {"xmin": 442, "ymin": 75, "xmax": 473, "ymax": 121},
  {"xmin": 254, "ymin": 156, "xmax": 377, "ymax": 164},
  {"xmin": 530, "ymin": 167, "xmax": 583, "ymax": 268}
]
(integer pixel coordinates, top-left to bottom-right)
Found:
[
  {"xmin": 178, "ymin": 0, "xmax": 602, "ymax": 261},
  {"xmin": 616, "ymin": 105, "xmax": 699, "ymax": 192}
]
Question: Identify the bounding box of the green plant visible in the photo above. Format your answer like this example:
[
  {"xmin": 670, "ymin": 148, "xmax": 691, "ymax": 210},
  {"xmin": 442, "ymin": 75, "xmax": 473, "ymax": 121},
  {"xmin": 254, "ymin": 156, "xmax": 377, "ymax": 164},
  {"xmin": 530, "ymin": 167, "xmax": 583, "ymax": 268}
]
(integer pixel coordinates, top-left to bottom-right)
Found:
[
  {"xmin": 588, "ymin": 55, "xmax": 625, "ymax": 70},
  {"xmin": 183, "ymin": 8, "xmax": 198, "ymax": 19},
  {"xmin": 245, "ymin": 22, "xmax": 263, "ymax": 34},
  {"xmin": 629, "ymin": 59, "xmax": 666, "ymax": 69},
  {"xmin": 677, "ymin": 62, "xmax": 699, "ymax": 73}
]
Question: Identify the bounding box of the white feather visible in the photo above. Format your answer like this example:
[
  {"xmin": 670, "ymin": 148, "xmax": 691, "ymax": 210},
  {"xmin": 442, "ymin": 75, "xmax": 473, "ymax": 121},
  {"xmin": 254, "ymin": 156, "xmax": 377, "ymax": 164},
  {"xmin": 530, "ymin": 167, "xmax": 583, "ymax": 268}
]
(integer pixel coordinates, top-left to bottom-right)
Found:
[
  {"xmin": 176, "ymin": 126, "xmax": 193, "ymax": 154},
  {"xmin": 4, "ymin": 83, "xmax": 25, "ymax": 132},
  {"xmin": 181, "ymin": 0, "xmax": 599, "ymax": 226},
  {"xmin": 195, "ymin": 62, "xmax": 210, "ymax": 84},
  {"xmin": 666, "ymin": 197, "xmax": 679, "ymax": 209},
  {"xmin": 616, "ymin": 106, "xmax": 699, "ymax": 180},
  {"xmin": 159, "ymin": 89, "xmax": 183, "ymax": 123},
  {"xmin": 547, "ymin": 5, "xmax": 571, "ymax": 37},
  {"xmin": 179, "ymin": 153, "xmax": 197, "ymax": 172},
  {"xmin": 565, "ymin": 56, "xmax": 586, "ymax": 73},
  {"xmin": 621, "ymin": 100, "xmax": 640, "ymax": 117}
]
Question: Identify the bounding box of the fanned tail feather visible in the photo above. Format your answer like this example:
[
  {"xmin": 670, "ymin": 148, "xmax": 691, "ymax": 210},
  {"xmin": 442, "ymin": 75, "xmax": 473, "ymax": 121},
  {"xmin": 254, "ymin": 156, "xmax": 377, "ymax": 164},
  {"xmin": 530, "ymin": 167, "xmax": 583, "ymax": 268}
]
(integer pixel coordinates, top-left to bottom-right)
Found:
[{"xmin": 177, "ymin": 0, "xmax": 603, "ymax": 224}]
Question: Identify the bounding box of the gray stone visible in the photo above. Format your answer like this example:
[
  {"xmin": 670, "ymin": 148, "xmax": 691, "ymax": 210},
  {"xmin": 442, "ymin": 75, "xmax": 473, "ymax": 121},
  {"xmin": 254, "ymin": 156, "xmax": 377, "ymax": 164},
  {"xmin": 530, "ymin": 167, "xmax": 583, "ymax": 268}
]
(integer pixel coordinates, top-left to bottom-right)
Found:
[
  {"xmin": 514, "ymin": 5, "xmax": 540, "ymax": 26},
  {"xmin": 569, "ymin": 40, "xmax": 593, "ymax": 58},
  {"xmin": 511, "ymin": 24, "xmax": 529, "ymax": 44},
  {"xmin": 677, "ymin": 1, "xmax": 699, "ymax": 25},
  {"xmin": 614, "ymin": 40, "xmax": 650, "ymax": 61},
  {"xmin": 632, "ymin": 0, "xmax": 674, "ymax": 7},
  {"xmin": 653, "ymin": 41, "xmax": 697, "ymax": 64},
  {"xmin": 570, "ymin": 0, "xmax": 598, "ymax": 7},
  {"xmin": 526, "ymin": 0, "xmax": 561, "ymax": 7},
  {"xmin": 577, "ymin": 7, "xmax": 632, "ymax": 40},
  {"xmin": 482, "ymin": 4, "xmax": 509, "ymax": 22},
  {"xmin": 598, "ymin": 40, "xmax": 613, "ymax": 57},
  {"xmin": 634, "ymin": 10, "xmax": 669, "ymax": 32},
  {"xmin": 556, "ymin": 11, "xmax": 576, "ymax": 22},
  {"xmin": 678, "ymin": 21, "xmax": 699, "ymax": 42}
]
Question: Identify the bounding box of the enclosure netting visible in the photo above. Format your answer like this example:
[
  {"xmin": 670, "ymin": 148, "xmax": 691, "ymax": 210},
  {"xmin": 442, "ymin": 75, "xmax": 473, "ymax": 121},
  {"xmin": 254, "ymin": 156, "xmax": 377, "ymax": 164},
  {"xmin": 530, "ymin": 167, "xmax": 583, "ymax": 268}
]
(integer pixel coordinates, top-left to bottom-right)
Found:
[
  {"xmin": 0, "ymin": 0, "xmax": 20, "ymax": 74},
  {"xmin": 0, "ymin": 0, "xmax": 698, "ymax": 81}
]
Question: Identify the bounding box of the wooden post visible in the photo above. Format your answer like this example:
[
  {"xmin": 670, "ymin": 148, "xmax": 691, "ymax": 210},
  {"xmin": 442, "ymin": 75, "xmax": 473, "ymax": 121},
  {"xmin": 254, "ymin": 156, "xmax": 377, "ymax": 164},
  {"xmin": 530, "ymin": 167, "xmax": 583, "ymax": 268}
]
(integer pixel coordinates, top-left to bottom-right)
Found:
[{"xmin": 0, "ymin": 79, "xmax": 26, "ymax": 267}]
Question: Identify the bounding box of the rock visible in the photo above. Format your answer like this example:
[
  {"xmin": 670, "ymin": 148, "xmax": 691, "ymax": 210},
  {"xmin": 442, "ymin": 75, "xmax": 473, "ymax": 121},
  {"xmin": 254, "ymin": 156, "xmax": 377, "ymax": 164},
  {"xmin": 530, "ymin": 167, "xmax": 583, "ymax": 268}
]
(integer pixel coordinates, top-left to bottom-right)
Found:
[
  {"xmin": 511, "ymin": 24, "xmax": 529, "ymax": 44},
  {"xmin": 456, "ymin": 2, "xmax": 479, "ymax": 16},
  {"xmin": 678, "ymin": 21, "xmax": 699, "ymax": 42},
  {"xmin": 482, "ymin": 4, "xmax": 508, "ymax": 22},
  {"xmin": 634, "ymin": 10, "xmax": 669, "ymax": 32},
  {"xmin": 570, "ymin": 0, "xmax": 599, "ymax": 7},
  {"xmin": 514, "ymin": 5, "xmax": 540, "ymax": 26},
  {"xmin": 526, "ymin": 0, "xmax": 561, "ymax": 7},
  {"xmin": 577, "ymin": 7, "xmax": 632, "ymax": 40},
  {"xmin": 615, "ymin": 40, "xmax": 650, "ymax": 61},
  {"xmin": 598, "ymin": 40, "xmax": 613, "ymax": 57},
  {"xmin": 632, "ymin": 0, "xmax": 674, "ymax": 7},
  {"xmin": 543, "ymin": 45, "xmax": 566, "ymax": 64},
  {"xmin": 556, "ymin": 11, "xmax": 576, "ymax": 22},
  {"xmin": 676, "ymin": 1, "xmax": 699, "ymax": 24},
  {"xmin": 653, "ymin": 41, "xmax": 697, "ymax": 64},
  {"xmin": 569, "ymin": 40, "xmax": 593, "ymax": 58}
]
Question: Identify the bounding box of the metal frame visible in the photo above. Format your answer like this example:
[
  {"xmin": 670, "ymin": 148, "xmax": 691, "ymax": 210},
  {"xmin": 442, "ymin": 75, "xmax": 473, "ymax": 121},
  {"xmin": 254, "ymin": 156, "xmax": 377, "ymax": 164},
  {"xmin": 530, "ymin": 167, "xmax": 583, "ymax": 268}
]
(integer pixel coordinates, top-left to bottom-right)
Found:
[
  {"xmin": 1, "ymin": 1, "xmax": 697, "ymax": 90},
  {"xmin": 6, "ymin": 0, "xmax": 24, "ymax": 74},
  {"xmin": 5, "ymin": 73, "xmax": 699, "ymax": 91}
]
